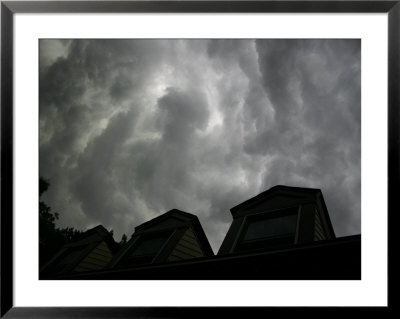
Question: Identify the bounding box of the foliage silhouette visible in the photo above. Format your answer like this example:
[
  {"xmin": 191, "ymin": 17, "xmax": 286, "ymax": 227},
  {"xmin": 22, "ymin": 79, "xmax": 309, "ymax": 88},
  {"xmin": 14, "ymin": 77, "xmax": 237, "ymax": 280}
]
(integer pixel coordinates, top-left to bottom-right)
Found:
[
  {"xmin": 39, "ymin": 177, "xmax": 83, "ymax": 268},
  {"xmin": 39, "ymin": 177, "xmax": 128, "ymax": 268},
  {"xmin": 119, "ymin": 234, "xmax": 128, "ymax": 248}
]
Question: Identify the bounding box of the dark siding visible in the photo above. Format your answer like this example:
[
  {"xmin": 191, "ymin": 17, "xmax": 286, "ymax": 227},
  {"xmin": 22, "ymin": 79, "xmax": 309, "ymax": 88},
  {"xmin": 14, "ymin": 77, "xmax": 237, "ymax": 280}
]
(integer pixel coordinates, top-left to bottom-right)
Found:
[
  {"xmin": 314, "ymin": 209, "xmax": 327, "ymax": 241},
  {"xmin": 167, "ymin": 228, "xmax": 204, "ymax": 261},
  {"xmin": 296, "ymin": 204, "xmax": 315, "ymax": 244},
  {"xmin": 74, "ymin": 241, "xmax": 113, "ymax": 272}
]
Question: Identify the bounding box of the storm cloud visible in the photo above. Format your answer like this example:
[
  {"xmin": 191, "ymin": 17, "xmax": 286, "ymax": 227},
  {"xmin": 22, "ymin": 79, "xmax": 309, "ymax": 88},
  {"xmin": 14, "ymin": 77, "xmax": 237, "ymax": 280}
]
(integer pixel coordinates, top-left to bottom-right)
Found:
[{"xmin": 39, "ymin": 39, "xmax": 361, "ymax": 252}]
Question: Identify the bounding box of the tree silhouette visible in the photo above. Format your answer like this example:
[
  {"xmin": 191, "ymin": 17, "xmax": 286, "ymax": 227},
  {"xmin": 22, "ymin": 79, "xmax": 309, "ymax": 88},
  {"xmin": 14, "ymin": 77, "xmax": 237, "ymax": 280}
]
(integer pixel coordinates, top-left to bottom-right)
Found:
[
  {"xmin": 119, "ymin": 234, "xmax": 128, "ymax": 248},
  {"xmin": 39, "ymin": 177, "xmax": 83, "ymax": 268},
  {"xmin": 110, "ymin": 230, "xmax": 128, "ymax": 248},
  {"xmin": 39, "ymin": 177, "xmax": 128, "ymax": 268}
]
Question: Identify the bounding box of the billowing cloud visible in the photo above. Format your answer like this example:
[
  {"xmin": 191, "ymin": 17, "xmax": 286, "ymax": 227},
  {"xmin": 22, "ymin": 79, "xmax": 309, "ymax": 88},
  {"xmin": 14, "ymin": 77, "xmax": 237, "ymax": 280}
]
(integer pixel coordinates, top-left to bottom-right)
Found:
[{"xmin": 39, "ymin": 39, "xmax": 361, "ymax": 252}]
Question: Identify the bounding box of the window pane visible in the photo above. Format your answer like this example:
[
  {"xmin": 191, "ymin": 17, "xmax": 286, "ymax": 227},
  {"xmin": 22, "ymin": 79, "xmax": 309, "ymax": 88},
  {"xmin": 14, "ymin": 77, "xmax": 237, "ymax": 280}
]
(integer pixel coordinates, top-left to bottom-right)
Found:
[
  {"xmin": 244, "ymin": 213, "xmax": 298, "ymax": 241},
  {"xmin": 130, "ymin": 232, "xmax": 171, "ymax": 257},
  {"xmin": 57, "ymin": 246, "xmax": 85, "ymax": 267}
]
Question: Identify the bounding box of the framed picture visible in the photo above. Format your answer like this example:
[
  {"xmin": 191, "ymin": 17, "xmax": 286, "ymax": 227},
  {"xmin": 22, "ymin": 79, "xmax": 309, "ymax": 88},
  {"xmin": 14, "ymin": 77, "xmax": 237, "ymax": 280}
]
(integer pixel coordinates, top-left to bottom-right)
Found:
[{"xmin": 1, "ymin": 0, "xmax": 396, "ymax": 317}]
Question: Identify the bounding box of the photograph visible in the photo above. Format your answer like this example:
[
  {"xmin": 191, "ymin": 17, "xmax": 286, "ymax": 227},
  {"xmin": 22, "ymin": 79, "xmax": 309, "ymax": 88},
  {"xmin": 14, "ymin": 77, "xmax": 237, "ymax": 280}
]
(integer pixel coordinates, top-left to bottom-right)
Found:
[{"xmin": 38, "ymin": 39, "xmax": 361, "ymax": 280}]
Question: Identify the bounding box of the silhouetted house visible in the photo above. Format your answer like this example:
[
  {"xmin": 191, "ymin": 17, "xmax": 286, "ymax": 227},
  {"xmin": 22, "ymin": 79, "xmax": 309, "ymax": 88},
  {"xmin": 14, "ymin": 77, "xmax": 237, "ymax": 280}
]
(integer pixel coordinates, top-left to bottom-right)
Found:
[
  {"xmin": 218, "ymin": 185, "xmax": 335, "ymax": 254},
  {"xmin": 108, "ymin": 209, "xmax": 214, "ymax": 269},
  {"xmin": 41, "ymin": 186, "xmax": 361, "ymax": 280},
  {"xmin": 40, "ymin": 225, "xmax": 119, "ymax": 277}
]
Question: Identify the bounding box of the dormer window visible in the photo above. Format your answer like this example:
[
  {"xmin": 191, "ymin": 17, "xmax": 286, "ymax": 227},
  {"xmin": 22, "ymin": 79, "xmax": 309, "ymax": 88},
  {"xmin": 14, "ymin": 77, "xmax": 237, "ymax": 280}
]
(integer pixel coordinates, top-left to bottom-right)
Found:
[
  {"xmin": 56, "ymin": 246, "xmax": 86, "ymax": 268},
  {"xmin": 218, "ymin": 186, "xmax": 336, "ymax": 255},
  {"xmin": 47, "ymin": 245, "xmax": 87, "ymax": 274},
  {"xmin": 108, "ymin": 209, "xmax": 214, "ymax": 269},
  {"xmin": 236, "ymin": 207, "xmax": 299, "ymax": 252},
  {"xmin": 39, "ymin": 225, "xmax": 118, "ymax": 278},
  {"xmin": 125, "ymin": 231, "xmax": 173, "ymax": 265}
]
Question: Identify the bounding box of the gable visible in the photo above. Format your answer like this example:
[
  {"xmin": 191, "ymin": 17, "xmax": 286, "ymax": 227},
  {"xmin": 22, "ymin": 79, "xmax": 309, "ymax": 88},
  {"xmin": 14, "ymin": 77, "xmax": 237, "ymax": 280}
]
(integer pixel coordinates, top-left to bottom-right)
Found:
[
  {"xmin": 219, "ymin": 186, "xmax": 335, "ymax": 255},
  {"xmin": 136, "ymin": 216, "xmax": 190, "ymax": 233},
  {"xmin": 73, "ymin": 240, "xmax": 114, "ymax": 272},
  {"xmin": 66, "ymin": 232, "xmax": 103, "ymax": 247},
  {"xmin": 167, "ymin": 228, "xmax": 205, "ymax": 261},
  {"xmin": 233, "ymin": 190, "xmax": 316, "ymax": 218}
]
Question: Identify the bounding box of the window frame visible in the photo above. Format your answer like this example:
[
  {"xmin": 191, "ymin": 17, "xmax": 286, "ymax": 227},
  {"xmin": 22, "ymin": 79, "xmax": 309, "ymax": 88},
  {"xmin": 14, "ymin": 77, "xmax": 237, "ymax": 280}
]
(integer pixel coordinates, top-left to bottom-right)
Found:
[
  {"xmin": 118, "ymin": 229, "xmax": 176, "ymax": 266},
  {"xmin": 233, "ymin": 206, "xmax": 301, "ymax": 253},
  {"xmin": 42, "ymin": 241, "xmax": 98, "ymax": 275}
]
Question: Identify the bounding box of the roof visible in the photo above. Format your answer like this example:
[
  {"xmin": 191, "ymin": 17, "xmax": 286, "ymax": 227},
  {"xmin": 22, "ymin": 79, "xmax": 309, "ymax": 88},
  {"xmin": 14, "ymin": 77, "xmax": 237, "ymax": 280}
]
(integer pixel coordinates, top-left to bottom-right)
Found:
[
  {"xmin": 135, "ymin": 209, "xmax": 199, "ymax": 232},
  {"xmin": 136, "ymin": 209, "xmax": 214, "ymax": 256},
  {"xmin": 228, "ymin": 185, "xmax": 335, "ymax": 239},
  {"xmin": 64, "ymin": 225, "xmax": 119, "ymax": 253},
  {"xmin": 107, "ymin": 209, "xmax": 215, "ymax": 269},
  {"xmin": 230, "ymin": 185, "xmax": 323, "ymax": 216},
  {"xmin": 48, "ymin": 234, "xmax": 361, "ymax": 280},
  {"xmin": 39, "ymin": 225, "xmax": 119, "ymax": 277}
]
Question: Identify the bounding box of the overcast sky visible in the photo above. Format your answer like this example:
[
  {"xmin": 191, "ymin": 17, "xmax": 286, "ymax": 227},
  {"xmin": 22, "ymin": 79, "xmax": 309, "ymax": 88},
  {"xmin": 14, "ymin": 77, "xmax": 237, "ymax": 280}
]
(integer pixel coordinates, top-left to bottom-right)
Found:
[{"xmin": 39, "ymin": 39, "xmax": 361, "ymax": 253}]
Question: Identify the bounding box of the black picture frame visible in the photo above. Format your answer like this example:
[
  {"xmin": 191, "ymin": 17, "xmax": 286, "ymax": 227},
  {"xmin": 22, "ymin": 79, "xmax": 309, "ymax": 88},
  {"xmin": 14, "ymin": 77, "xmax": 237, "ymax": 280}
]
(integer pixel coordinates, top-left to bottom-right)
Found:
[{"xmin": 1, "ymin": 1, "xmax": 396, "ymax": 317}]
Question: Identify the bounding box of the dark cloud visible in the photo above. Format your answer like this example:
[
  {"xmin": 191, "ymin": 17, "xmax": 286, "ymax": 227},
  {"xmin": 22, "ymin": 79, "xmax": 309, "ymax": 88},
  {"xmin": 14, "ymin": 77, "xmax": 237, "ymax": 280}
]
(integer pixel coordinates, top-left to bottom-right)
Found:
[
  {"xmin": 157, "ymin": 87, "xmax": 210, "ymax": 143},
  {"xmin": 39, "ymin": 39, "xmax": 361, "ymax": 252},
  {"xmin": 253, "ymin": 40, "xmax": 361, "ymax": 235}
]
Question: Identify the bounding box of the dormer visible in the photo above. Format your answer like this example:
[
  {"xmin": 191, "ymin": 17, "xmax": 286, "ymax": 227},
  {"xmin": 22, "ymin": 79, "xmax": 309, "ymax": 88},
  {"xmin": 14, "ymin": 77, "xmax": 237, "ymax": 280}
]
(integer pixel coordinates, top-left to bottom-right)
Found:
[
  {"xmin": 108, "ymin": 209, "xmax": 214, "ymax": 268},
  {"xmin": 218, "ymin": 185, "xmax": 335, "ymax": 255},
  {"xmin": 40, "ymin": 225, "xmax": 119, "ymax": 277}
]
